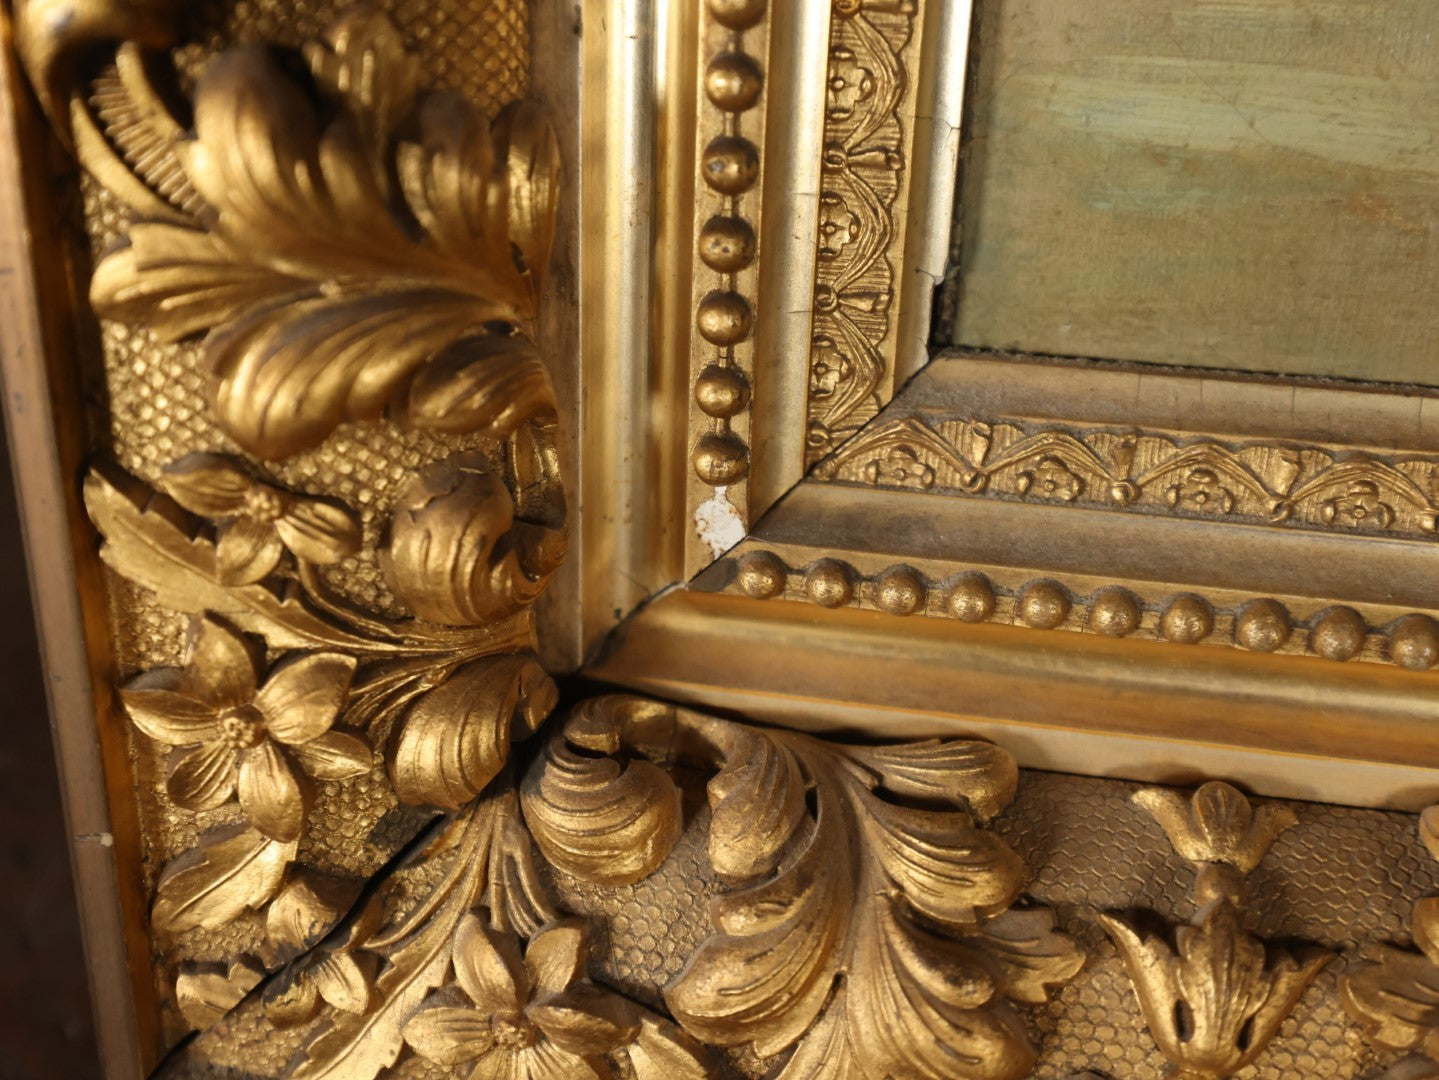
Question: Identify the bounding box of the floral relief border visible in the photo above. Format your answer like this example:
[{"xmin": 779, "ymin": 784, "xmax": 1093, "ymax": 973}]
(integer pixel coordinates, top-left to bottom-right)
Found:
[
  {"xmin": 805, "ymin": 0, "xmax": 918, "ymax": 462},
  {"xmin": 817, "ymin": 414, "xmax": 1439, "ymax": 540}
]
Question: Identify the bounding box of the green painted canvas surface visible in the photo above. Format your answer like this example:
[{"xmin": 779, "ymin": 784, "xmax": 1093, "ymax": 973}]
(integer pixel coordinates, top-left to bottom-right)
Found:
[{"xmin": 950, "ymin": 0, "xmax": 1439, "ymax": 385}]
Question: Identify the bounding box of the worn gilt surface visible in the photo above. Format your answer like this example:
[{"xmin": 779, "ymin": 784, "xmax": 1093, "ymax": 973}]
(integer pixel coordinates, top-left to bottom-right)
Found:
[
  {"xmin": 11, "ymin": 2, "xmax": 1088, "ymax": 1076},
  {"xmin": 10, "ymin": 0, "xmax": 1439, "ymax": 1077},
  {"xmin": 1100, "ymin": 783, "xmax": 1332, "ymax": 1078},
  {"xmin": 805, "ymin": 0, "xmax": 918, "ymax": 462},
  {"xmin": 818, "ymin": 414, "xmax": 1439, "ymax": 541}
]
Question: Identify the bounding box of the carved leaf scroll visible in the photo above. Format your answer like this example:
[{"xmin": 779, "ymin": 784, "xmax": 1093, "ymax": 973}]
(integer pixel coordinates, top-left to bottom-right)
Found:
[
  {"xmin": 1343, "ymin": 807, "xmax": 1439, "ymax": 1067},
  {"xmin": 72, "ymin": 6, "xmax": 561, "ymax": 461},
  {"xmin": 291, "ymin": 784, "xmax": 554, "ymax": 1080},
  {"xmin": 523, "ymin": 697, "xmax": 1083, "ymax": 1080},
  {"xmin": 12, "ymin": 0, "xmax": 588, "ymax": 1057}
]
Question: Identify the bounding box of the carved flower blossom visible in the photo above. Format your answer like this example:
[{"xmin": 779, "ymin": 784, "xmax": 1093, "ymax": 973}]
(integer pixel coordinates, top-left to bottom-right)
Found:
[
  {"xmin": 809, "ymin": 334, "xmax": 850, "ymax": 402},
  {"xmin": 120, "ymin": 616, "xmax": 371, "ymax": 841},
  {"xmin": 1017, "ymin": 455, "xmax": 1083, "ymax": 501},
  {"xmin": 1168, "ymin": 467, "xmax": 1236, "ymax": 515},
  {"xmin": 1322, "ymin": 480, "xmax": 1396, "ymax": 530},
  {"xmin": 826, "ymin": 45, "xmax": 874, "ymax": 118},
  {"xmin": 160, "ymin": 453, "xmax": 361, "ymax": 585},
  {"xmin": 403, "ymin": 915, "xmax": 638, "ymax": 1078},
  {"xmin": 817, "ymin": 192, "xmax": 860, "ymax": 259},
  {"xmin": 861, "ymin": 445, "xmax": 935, "ymax": 490}
]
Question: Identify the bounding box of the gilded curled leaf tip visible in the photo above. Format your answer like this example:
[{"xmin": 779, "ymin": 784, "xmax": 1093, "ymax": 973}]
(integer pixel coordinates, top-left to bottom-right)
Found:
[
  {"xmin": 71, "ymin": 7, "xmax": 561, "ymax": 460},
  {"xmin": 1340, "ymin": 806, "xmax": 1439, "ymax": 1065},
  {"xmin": 382, "ymin": 450, "xmax": 565, "ymax": 626},
  {"xmin": 1419, "ymin": 805, "xmax": 1439, "ymax": 863},
  {"xmin": 523, "ymin": 697, "xmax": 1081, "ymax": 1080}
]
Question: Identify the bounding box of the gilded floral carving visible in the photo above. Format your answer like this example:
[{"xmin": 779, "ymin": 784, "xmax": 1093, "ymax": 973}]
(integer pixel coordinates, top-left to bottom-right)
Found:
[
  {"xmin": 1343, "ymin": 807, "xmax": 1439, "ymax": 1076},
  {"xmin": 524, "ymin": 696, "xmax": 1084, "ymax": 1080},
  {"xmin": 821, "ymin": 414, "xmax": 1439, "ymax": 540},
  {"xmin": 78, "ymin": 8, "xmax": 559, "ymax": 462},
  {"xmin": 402, "ymin": 917, "xmax": 645, "ymax": 1078},
  {"xmin": 122, "ymin": 615, "xmax": 369, "ymax": 842},
  {"xmin": 1102, "ymin": 783, "xmax": 1332, "ymax": 1079}
]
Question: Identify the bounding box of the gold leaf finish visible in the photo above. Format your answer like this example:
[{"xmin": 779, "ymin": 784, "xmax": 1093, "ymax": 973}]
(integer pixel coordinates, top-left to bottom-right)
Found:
[
  {"xmin": 523, "ymin": 696, "xmax": 1082, "ymax": 1080},
  {"xmin": 1133, "ymin": 783, "xmax": 1298, "ymax": 876},
  {"xmin": 18, "ymin": 1, "xmax": 1418, "ymax": 1076},
  {"xmin": 819, "ymin": 411, "xmax": 1439, "ymax": 542},
  {"xmin": 291, "ymin": 784, "xmax": 555, "ymax": 1080},
  {"xmin": 389, "ymin": 654, "xmax": 555, "ymax": 811},
  {"xmin": 73, "ymin": 6, "xmax": 559, "ymax": 462},
  {"xmin": 1104, "ymin": 782, "xmax": 1332, "ymax": 1078},
  {"xmin": 805, "ymin": 2, "xmax": 917, "ymax": 461},
  {"xmin": 1343, "ymin": 806, "xmax": 1439, "ymax": 1071},
  {"xmin": 521, "ymin": 699, "xmax": 685, "ymax": 887},
  {"xmin": 151, "ymin": 825, "xmax": 297, "ymax": 936},
  {"xmin": 382, "ymin": 450, "xmax": 565, "ymax": 626},
  {"xmin": 401, "ymin": 915, "xmax": 639, "ymax": 1077},
  {"xmin": 12, "ymin": 3, "xmax": 568, "ymax": 1037}
]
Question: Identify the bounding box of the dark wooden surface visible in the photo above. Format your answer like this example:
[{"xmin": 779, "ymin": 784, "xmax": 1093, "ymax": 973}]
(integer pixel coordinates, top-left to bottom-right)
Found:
[{"xmin": 0, "ymin": 412, "xmax": 99, "ymax": 1078}]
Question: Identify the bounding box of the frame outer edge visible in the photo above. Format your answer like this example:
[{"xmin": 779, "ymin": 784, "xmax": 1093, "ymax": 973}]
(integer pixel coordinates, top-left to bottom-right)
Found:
[
  {"xmin": 0, "ymin": 15, "xmax": 153, "ymax": 1077},
  {"xmin": 587, "ymin": 589, "xmax": 1439, "ymax": 810},
  {"xmin": 579, "ymin": 0, "xmax": 674, "ymax": 659}
]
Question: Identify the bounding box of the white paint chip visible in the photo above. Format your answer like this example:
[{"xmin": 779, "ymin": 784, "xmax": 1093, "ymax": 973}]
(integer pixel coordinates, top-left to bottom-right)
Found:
[{"xmin": 694, "ymin": 485, "xmax": 747, "ymax": 559}]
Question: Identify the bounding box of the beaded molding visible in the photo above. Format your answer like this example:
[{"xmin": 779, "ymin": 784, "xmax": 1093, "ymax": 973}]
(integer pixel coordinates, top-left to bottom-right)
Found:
[{"xmin": 723, "ymin": 550, "xmax": 1439, "ymax": 669}]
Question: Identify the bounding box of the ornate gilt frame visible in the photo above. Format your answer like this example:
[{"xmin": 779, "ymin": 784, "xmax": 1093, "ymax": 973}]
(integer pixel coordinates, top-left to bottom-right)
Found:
[
  {"xmin": 3, "ymin": 0, "xmax": 1439, "ymax": 1078},
  {"xmin": 578, "ymin": 0, "xmax": 1439, "ymax": 809}
]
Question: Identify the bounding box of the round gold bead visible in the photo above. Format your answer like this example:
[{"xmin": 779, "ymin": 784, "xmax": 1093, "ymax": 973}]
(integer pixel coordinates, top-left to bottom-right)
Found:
[
  {"xmin": 692, "ymin": 431, "xmax": 749, "ymax": 485},
  {"xmin": 705, "ymin": 53, "xmax": 764, "ymax": 112},
  {"xmin": 806, "ymin": 559, "xmax": 855, "ymax": 608},
  {"xmin": 875, "ymin": 565, "xmax": 926, "ymax": 616},
  {"xmin": 946, "ymin": 573, "xmax": 995, "ymax": 623},
  {"xmin": 701, "ymin": 135, "xmax": 760, "ymax": 195},
  {"xmin": 708, "ymin": 0, "xmax": 765, "ymax": 30},
  {"xmin": 694, "ymin": 365, "xmax": 750, "ymax": 418},
  {"xmin": 736, "ymin": 551, "xmax": 786, "ymax": 599},
  {"xmin": 698, "ymin": 215, "xmax": 757, "ymax": 272},
  {"xmin": 1160, "ymin": 594, "xmax": 1213, "ymax": 644},
  {"xmin": 696, "ymin": 290, "xmax": 754, "ymax": 345},
  {"xmin": 1089, "ymin": 587, "xmax": 1141, "ymax": 638},
  {"xmin": 1236, "ymin": 598, "xmax": 1291, "ymax": 652},
  {"xmin": 1018, "ymin": 580, "xmax": 1071, "ymax": 629},
  {"xmin": 1389, "ymin": 614, "xmax": 1439, "ymax": 671},
  {"xmin": 1310, "ymin": 606, "xmax": 1367, "ymax": 662}
]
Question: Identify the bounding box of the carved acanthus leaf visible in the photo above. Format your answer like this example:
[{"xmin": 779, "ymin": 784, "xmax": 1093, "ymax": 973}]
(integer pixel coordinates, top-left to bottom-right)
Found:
[
  {"xmin": 67, "ymin": 6, "xmax": 560, "ymax": 461},
  {"xmin": 1100, "ymin": 903, "xmax": 1329, "ymax": 1077},
  {"xmin": 1342, "ymin": 808, "xmax": 1439, "ymax": 1066},
  {"xmin": 523, "ymin": 697, "xmax": 1081, "ymax": 1080}
]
